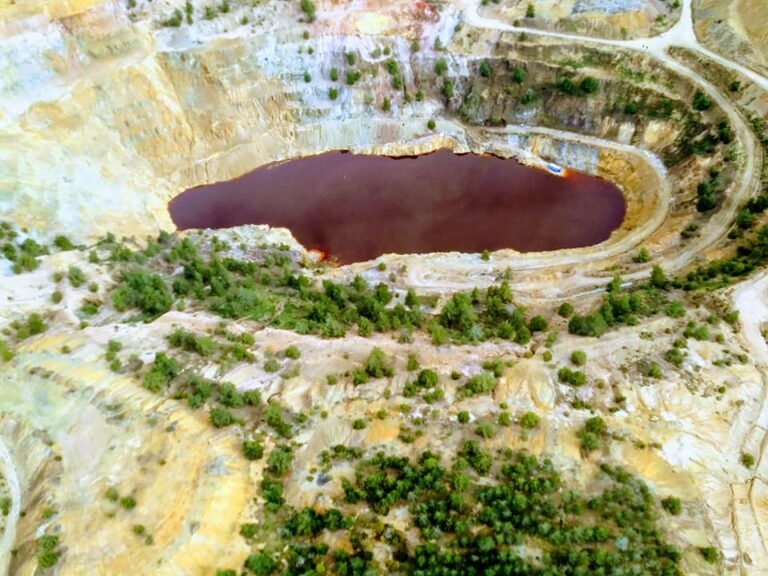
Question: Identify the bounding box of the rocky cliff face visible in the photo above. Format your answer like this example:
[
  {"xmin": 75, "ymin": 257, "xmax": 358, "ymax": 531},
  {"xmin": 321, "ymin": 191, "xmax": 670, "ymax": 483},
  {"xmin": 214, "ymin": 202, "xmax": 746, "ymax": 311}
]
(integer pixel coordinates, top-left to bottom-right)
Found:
[
  {"xmin": 694, "ymin": 0, "xmax": 768, "ymax": 76},
  {"xmin": 0, "ymin": 0, "xmax": 698, "ymax": 244}
]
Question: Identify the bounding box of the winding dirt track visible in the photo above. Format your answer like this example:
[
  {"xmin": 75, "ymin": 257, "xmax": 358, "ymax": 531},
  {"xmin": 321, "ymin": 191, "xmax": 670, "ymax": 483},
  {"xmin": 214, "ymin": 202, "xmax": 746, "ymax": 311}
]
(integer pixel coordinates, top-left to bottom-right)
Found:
[
  {"xmin": 464, "ymin": 0, "xmax": 768, "ymax": 91},
  {"xmin": 398, "ymin": 0, "xmax": 766, "ymax": 298},
  {"xmin": 0, "ymin": 438, "xmax": 20, "ymax": 575}
]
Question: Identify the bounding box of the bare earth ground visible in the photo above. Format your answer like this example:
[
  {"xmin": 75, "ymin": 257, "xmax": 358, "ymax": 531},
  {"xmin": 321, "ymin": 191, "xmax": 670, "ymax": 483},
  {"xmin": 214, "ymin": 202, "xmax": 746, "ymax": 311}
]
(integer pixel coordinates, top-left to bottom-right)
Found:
[{"xmin": 0, "ymin": 0, "xmax": 767, "ymax": 574}]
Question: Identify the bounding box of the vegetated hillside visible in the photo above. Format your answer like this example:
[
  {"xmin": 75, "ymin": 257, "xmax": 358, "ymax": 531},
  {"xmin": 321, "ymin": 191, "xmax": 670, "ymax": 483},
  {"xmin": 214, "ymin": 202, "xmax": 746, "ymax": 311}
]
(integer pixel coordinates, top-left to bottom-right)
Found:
[{"xmin": 0, "ymin": 221, "xmax": 754, "ymax": 574}]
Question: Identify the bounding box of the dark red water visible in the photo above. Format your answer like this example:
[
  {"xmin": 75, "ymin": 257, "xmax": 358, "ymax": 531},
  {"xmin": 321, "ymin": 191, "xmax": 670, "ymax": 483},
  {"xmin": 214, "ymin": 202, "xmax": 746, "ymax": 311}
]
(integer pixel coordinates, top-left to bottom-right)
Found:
[{"xmin": 169, "ymin": 150, "xmax": 626, "ymax": 264}]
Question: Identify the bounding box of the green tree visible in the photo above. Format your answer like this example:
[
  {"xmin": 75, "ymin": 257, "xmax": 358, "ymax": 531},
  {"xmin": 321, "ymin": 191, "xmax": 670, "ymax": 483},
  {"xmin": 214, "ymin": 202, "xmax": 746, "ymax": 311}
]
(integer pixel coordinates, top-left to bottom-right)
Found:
[
  {"xmin": 650, "ymin": 264, "xmax": 668, "ymax": 289},
  {"xmin": 741, "ymin": 452, "xmax": 755, "ymax": 468},
  {"xmin": 661, "ymin": 496, "xmax": 681, "ymax": 515},
  {"xmin": 245, "ymin": 552, "xmax": 275, "ymax": 575},
  {"xmin": 439, "ymin": 292, "xmax": 477, "ymax": 332},
  {"xmin": 692, "ymin": 91, "xmax": 712, "ymax": 111},
  {"xmin": 529, "ymin": 315, "xmax": 547, "ymax": 332},
  {"xmin": 579, "ymin": 76, "xmax": 599, "ymax": 95},
  {"xmin": 112, "ymin": 269, "xmax": 172, "ymax": 319},
  {"xmin": 555, "ymin": 77, "xmax": 577, "ymax": 95},
  {"xmin": 53, "ymin": 235, "xmax": 75, "ymax": 250},
  {"xmin": 210, "ymin": 407, "xmax": 236, "ymax": 428},
  {"xmin": 463, "ymin": 372, "xmax": 496, "ymax": 396},
  {"xmin": 243, "ymin": 440, "xmax": 264, "ymax": 460},
  {"xmin": 267, "ymin": 445, "xmax": 293, "ymax": 476}
]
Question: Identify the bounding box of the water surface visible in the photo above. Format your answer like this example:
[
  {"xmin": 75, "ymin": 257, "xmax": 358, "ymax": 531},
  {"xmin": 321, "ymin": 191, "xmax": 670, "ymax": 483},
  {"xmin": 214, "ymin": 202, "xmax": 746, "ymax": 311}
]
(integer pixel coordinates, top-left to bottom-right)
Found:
[{"xmin": 169, "ymin": 150, "xmax": 626, "ymax": 263}]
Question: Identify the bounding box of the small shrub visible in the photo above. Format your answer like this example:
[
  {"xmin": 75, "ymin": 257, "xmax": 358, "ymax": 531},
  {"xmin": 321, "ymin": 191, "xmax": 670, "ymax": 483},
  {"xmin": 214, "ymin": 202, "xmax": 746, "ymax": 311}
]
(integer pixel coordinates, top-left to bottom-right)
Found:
[
  {"xmin": 462, "ymin": 371, "xmax": 496, "ymax": 396},
  {"xmin": 267, "ymin": 445, "xmax": 293, "ymax": 476},
  {"xmin": 646, "ymin": 362, "xmax": 662, "ymax": 379},
  {"xmin": 570, "ymin": 350, "xmax": 587, "ymax": 366},
  {"xmin": 300, "ymin": 0, "xmax": 316, "ymax": 22},
  {"xmin": 525, "ymin": 3, "xmax": 534, "ymax": 17},
  {"xmin": 210, "ymin": 406, "xmax": 236, "ymax": 428},
  {"xmin": 53, "ymin": 235, "xmax": 75, "ymax": 250},
  {"xmin": 740, "ymin": 452, "xmax": 755, "ymax": 468},
  {"xmin": 346, "ymin": 70, "xmax": 362, "ymax": 85},
  {"xmin": 240, "ymin": 523, "xmax": 258, "ymax": 538},
  {"xmin": 69, "ymin": 266, "xmax": 86, "ymax": 288},
  {"xmin": 577, "ymin": 416, "xmax": 607, "ymax": 452},
  {"xmin": 529, "ymin": 315, "xmax": 547, "ymax": 332},
  {"xmin": 243, "ymin": 440, "xmax": 264, "ymax": 460},
  {"xmin": 665, "ymin": 347, "xmax": 685, "ymax": 367},
  {"xmin": 692, "ymin": 91, "xmax": 712, "ymax": 111},
  {"xmin": 284, "ymin": 345, "xmax": 301, "ymax": 359},
  {"xmin": 112, "ymin": 269, "xmax": 172, "ymax": 319},
  {"xmin": 520, "ymin": 411, "xmax": 540, "ymax": 429},
  {"xmin": 264, "ymin": 358, "xmax": 281, "ymax": 373},
  {"xmin": 475, "ymin": 421, "xmax": 495, "ymax": 438},
  {"xmin": 557, "ymin": 302, "xmax": 573, "ymax": 318},
  {"xmin": 246, "ymin": 551, "xmax": 276, "ymax": 575},
  {"xmin": 700, "ymin": 547, "xmax": 718, "ymax": 564},
  {"xmin": 579, "ymin": 76, "xmax": 599, "ymax": 95},
  {"xmin": 633, "ymin": 247, "xmax": 650, "ymax": 263},
  {"xmin": 661, "ymin": 496, "xmax": 681, "ymax": 515},
  {"xmin": 352, "ymin": 418, "xmax": 366, "ymax": 430},
  {"xmin": 558, "ymin": 366, "xmax": 586, "ymax": 387},
  {"xmin": 161, "ymin": 8, "xmax": 183, "ymax": 27}
]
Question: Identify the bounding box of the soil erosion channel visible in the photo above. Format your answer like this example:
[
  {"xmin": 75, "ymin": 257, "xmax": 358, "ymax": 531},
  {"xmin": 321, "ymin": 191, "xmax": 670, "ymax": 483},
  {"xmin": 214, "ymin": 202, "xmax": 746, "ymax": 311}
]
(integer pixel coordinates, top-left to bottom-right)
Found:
[{"xmin": 170, "ymin": 150, "xmax": 627, "ymax": 263}]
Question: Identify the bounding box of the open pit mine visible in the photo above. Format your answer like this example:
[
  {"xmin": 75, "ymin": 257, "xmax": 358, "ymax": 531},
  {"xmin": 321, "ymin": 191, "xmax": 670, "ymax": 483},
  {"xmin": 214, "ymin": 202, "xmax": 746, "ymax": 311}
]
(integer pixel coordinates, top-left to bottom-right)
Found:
[{"xmin": 1, "ymin": 0, "xmax": 768, "ymax": 574}]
